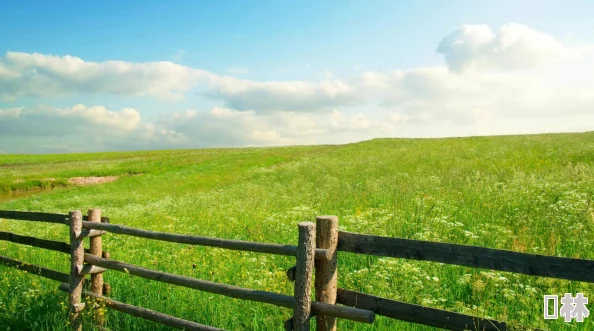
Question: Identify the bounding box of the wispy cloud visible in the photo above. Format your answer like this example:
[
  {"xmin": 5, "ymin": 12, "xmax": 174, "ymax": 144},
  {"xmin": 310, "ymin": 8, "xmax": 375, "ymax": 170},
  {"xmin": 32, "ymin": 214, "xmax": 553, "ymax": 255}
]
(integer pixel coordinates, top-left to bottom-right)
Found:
[{"xmin": 172, "ymin": 49, "xmax": 185, "ymax": 62}]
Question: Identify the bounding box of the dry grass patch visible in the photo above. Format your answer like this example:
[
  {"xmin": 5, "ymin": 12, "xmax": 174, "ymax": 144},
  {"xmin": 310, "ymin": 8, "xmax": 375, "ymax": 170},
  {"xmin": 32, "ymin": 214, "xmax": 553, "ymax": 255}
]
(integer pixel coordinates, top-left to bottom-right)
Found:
[{"xmin": 68, "ymin": 176, "xmax": 118, "ymax": 185}]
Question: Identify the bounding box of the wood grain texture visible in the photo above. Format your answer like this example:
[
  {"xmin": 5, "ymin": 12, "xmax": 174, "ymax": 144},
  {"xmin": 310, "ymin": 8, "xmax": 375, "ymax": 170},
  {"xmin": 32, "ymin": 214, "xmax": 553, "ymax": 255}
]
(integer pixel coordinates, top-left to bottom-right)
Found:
[
  {"xmin": 83, "ymin": 254, "xmax": 374, "ymax": 323},
  {"xmin": 0, "ymin": 231, "xmax": 101, "ymax": 256},
  {"xmin": 76, "ymin": 264, "xmax": 107, "ymax": 276},
  {"xmin": 293, "ymin": 222, "xmax": 316, "ymax": 331},
  {"xmin": 88, "ymin": 209, "xmax": 105, "ymax": 326},
  {"xmin": 82, "ymin": 215, "xmax": 110, "ymax": 223},
  {"xmin": 0, "ymin": 231, "xmax": 71, "ymax": 254},
  {"xmin": 58, "ymin": 283, "xmax": 225, "ymax": 331},
  {"xmin": 0, "ymin": 210, "xmax": 68, "ymax": 224},
  {"xmin": 68, "ymin": 210, "xmax": 84, "ymax": 331},
  {"xmin": 336, "ymin": 288, "xmax": 547, "ymax": 331},
  {"xmin": 79, "ymin": 229, "xmax": 107, "ymax": 238},
  {"xmin": 284, "ymin": 314, "xmax": 315, "ymax": 331},
  {"xmin": 81, "ymin": 220, "xmax": 329, "ymax": 259},
  {"xmin": 314, "ymin": 216, "xmax": 338, "ymax": 331},
  {"xmin": 0, "ymin": 209, "xmax": 110, "ymax": 225},
  {"xmin": 337, "ymin": 231, "xmax": 594, "ymax": 282}
]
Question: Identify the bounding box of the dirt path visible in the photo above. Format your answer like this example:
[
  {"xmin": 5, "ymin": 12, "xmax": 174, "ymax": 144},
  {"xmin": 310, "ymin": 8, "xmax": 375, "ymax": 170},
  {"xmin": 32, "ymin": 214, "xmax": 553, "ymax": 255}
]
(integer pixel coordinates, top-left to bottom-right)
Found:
[{"xmin": 68, "ymin": 176, "xmax": 118, "ymax": 185}]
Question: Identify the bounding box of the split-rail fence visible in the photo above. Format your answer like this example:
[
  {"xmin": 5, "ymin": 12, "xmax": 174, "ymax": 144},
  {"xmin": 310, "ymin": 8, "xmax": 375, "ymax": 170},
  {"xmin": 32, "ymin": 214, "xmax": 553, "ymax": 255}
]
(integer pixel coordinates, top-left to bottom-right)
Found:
[{"xmin": 0, "ymin": 209, "xmax": 593, "ymax": 331}]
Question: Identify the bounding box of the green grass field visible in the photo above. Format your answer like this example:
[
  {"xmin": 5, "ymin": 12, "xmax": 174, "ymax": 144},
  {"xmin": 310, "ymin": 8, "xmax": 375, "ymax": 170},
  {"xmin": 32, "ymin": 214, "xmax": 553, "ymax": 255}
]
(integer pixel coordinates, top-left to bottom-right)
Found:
[{"xmin": 1, "ymin": 132, "xmax": 593, "ymax": 330}]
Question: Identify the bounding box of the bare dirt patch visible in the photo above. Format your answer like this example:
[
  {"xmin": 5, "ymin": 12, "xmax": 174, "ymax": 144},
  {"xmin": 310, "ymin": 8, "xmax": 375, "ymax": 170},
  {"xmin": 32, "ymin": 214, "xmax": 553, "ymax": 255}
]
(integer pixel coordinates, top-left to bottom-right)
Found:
[{"xmin": 68, "ymin": 176, "xmax": 118, "ymax": 186}]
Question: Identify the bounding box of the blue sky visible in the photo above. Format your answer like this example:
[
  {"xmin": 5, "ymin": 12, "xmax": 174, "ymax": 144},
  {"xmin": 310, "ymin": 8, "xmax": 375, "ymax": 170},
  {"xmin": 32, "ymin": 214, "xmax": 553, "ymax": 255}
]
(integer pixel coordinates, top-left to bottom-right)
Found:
[
  {"xmin": 4, "ymin": 1, "xmax": 593, "ymax": 75},
  {"xmin": 1, "ymin": 1, "xmax": 594, "ymax": 153}
]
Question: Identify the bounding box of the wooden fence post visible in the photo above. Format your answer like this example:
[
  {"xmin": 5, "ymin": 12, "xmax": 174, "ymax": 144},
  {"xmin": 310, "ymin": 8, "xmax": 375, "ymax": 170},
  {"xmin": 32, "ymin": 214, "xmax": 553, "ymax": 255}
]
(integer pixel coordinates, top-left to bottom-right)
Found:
[
  {"xmin": 69, "ymin": 210, "xmax": 84, "ymax": 331},
  {"xmin": 88, "ymin": 209, "xmax": 105, "ymax": 326},
  {"xmin": 315, "ymin": 216, "xmax": 338, "ymax": 331},
  {"xmin": 102, "ymin": 251, "xmax": 112, "ymax": 296},
  {"xmin": 293, "ymin": 222, "xmax": 316, "ymax": 331}
]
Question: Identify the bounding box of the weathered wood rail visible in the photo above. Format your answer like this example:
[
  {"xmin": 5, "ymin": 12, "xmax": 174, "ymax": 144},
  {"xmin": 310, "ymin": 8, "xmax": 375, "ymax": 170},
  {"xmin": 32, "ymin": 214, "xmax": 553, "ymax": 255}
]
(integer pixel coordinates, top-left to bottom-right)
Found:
[
  {"xmin": 2, "ymin": 210, "xmax": 592, "ymax": 330},
  {"xmin": 330, "ymin": 231, "xmax": 592, "ymax": 330},
  {"xmin": 0, "ymin": 254, "xmax": 69, "ymax": 283},
  {"xmin": 81, "ymin": 220, "xmax": 332, "ymax": 260},
  {"xmin": 287, "ymin": 226, "xmax": 593, "ymax": 330},
  {"xmin": 0, "ymin": 210, "xmax": 373, "ymax": 330},
  {"xmin": 337, "ymin": 231, "xmax": 594, "ymax": 283},
  {"xmin": 336, "ymin": 288, "xmax": 513, "ymax": 331},
  {"xmin": 57, "ymin": 284, "xmax": 226, "ymax": 331},
  {"xmin": 0, "ymin": 209, "xmax": 110, "ymax": 331},
  {"xmin": 0, "ymin": 210, "xmax": 109, "ymax": 224}
]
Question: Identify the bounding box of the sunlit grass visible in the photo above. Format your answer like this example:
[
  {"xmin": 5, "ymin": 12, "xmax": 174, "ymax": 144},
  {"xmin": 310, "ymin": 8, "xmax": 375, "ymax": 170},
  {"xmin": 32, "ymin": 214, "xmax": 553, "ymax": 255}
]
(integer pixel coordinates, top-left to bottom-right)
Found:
[{"xmin": 1, "ymin": 132, "xmax": 593, "ymax": 330}]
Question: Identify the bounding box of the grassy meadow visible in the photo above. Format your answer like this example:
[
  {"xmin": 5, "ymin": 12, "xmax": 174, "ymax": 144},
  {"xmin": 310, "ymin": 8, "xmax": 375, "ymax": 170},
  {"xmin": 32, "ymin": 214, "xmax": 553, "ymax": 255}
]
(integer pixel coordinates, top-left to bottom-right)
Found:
[{"xmin": 1, "ymin": 132, "xmax": 593, "ymax": 330}]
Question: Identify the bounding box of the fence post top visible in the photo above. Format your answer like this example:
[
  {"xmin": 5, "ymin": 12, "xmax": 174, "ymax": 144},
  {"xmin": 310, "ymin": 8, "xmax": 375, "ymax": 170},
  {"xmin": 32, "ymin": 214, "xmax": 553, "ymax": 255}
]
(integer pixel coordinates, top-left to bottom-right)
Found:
[
  {"xmin": 316, "ymin": 215, "xmax": 338, "ymax": 222},
  {"xmin": 298, "ymin": 221, "xmax": 316, "ymax": 228}
]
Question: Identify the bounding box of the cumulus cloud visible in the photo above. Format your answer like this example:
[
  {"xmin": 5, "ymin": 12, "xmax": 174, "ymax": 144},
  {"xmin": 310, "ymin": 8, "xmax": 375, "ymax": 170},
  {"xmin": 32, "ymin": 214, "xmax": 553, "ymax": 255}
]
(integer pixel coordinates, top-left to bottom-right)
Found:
[
  {"xmin": 0, "ymin": 104, "xmax": 142, "ymax": 137},
  {"xmin": 0, "ymin": 52, "xmax": 207, "ymax": 100},
  {"xmin": 436, "ymin": 23, "xmax": 573, "ymax": 72},
  {"xmin": 2, "ymin": 23, "xmax": 594, "ymax": 153},
  {"xmin": 0, "ymin": 52, "xmax": 362, "ymax": 112},
  {"xmin": 0, "ymin": 104, "xmax": 190, "ymax": 153},
  {"xmin": 345, "ymin": 23, "xmax": 594, "ymax": 125},
  {"xmin": 157, "ymin": 107, "xmax": 386, "ymax": 147},
  {"xmin": 203, "ymin": 75, "xmax": 360, "ymax": 112}
]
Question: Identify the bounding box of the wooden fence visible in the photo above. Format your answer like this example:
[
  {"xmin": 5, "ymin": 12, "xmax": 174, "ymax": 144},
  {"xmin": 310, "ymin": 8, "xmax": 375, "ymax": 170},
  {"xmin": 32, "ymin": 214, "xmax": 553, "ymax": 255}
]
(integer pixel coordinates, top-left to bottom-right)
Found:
[{"xmin": 1, "ymin": 210, "xmax": 593, "ymax": 330}]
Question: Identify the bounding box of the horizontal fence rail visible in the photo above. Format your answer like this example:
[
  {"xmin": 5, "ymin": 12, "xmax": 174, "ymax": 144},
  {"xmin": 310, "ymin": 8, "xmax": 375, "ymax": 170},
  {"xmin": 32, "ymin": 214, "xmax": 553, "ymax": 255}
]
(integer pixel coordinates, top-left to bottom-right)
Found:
[
  {"xmin": 337, "ymin": 231, "xmax": 594, "ymax": 283},
  {"xmin": 0, "ymin": 210, "xmax": 109, "ymax": 225},
  {"xmin": 0, "ymin": 210, "xmax": 68, "ymax": 224},
  {"xmin": 336, "ymin": 288, "xmax": 546, "ymax": 331},
  {"xmin": 0, "ymin": 231, "xmax": 76, "ymax": 254},
  {"xmin": 57, "ymin": 284, "xmax": 225, "ymax": 331},
  {"xmin": 285, "ymin": 267, "xmax": 537, "ymax": 331},
  {"xmin": 0, "ymin": 254, "xmax": 69, "ymax": 283},
  {"xmin": 81, "ymin": 221, "xmax": 331, "ymax": 260},
  {"xmin": 84, "ymin": 254, "xmax": 375, "ymax": 324},
  {"xmin": 6, "ymin": 209, "xmax": 589, "ymax": 330}
]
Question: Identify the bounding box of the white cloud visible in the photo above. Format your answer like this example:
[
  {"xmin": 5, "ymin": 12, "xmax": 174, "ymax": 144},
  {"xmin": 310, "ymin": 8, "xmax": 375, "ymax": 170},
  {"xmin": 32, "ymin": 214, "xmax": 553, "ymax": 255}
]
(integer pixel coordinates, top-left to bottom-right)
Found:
[
  {"xmin": 329, "ymin": 109, "xmax": 385, "ymax": 131},
  {"xmin": 1, "ymin": 23, "xmax": 594, "ymax": 153},
  {"xmin": 0, "ymin": 104, "xmax": 190, "ymax": 153},
  {"xmin": 0, "ymin": 52, "xmax": 207, "ymax": 100},
  {"xmin": 0, "ymin": 104, "xmax": 142, "ymax": 137},
  {"xmin": 436, "ymin": 23, "xmax": 574, "ymax": 72},
  {"xmin": 152, "ymin": 106, "xmax": 392, "ymax": 149},
  {"xmin": 158, "ymin": 107, "xmax": 315, "ymax": 146},
  {"xmin": 0, "ymin": 52, "xmax": 362, "ymax": 112},
  {"xmin": 64, "ymin": 104, "xmax": 141, "ymax": 131},
  {"xmin": 204, "ymin": 75, "xmax": 360, "ymax": 112}
]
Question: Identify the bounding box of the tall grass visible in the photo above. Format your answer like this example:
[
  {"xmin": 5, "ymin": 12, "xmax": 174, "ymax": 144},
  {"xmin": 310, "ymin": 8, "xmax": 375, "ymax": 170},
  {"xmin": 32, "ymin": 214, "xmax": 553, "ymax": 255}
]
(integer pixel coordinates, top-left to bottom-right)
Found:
[{"xmin": 1, "ymin": 132, "xmax": 593, "ymax": 330}]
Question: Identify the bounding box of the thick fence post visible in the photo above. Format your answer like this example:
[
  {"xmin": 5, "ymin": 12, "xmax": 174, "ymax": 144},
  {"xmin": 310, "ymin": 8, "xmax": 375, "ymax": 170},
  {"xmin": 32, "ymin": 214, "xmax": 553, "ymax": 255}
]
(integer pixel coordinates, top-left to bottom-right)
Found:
[
  {"xmin": 293, "ymin": 222, "xmax": 316, "ymax": 331},
  {"xmin": 69, "ymin": 210, "xmax": 84, "ymax": 331},
  {"xmin": 315, "ymin": 216, "xmax": 338, "ymax": 331},
  {"xmin": 88, "ymin": 209, "xmax": 105, "ymax": 326}
]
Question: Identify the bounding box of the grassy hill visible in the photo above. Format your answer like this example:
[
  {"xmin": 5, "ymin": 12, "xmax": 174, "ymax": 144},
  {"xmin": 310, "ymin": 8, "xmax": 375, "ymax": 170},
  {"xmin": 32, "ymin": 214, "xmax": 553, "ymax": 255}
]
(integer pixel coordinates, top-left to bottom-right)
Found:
[{"xmin": 1, "ymin": 132, "xmax": 593, "ymax": 330}]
